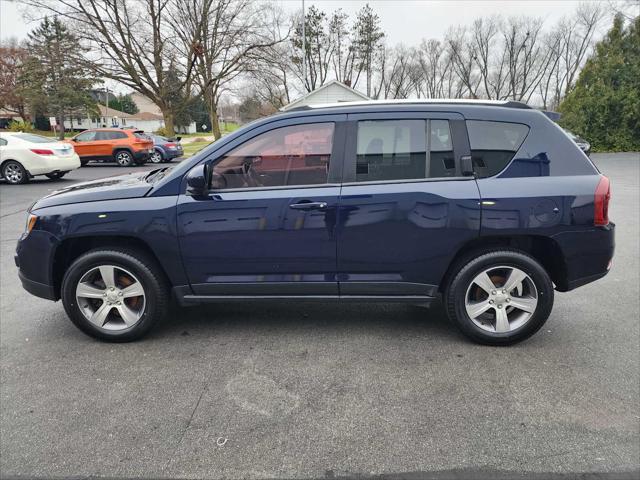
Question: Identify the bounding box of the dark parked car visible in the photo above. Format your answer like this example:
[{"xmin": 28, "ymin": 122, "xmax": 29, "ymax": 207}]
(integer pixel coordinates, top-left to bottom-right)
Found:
[
  {"xmin": 15, "ymin": 100, "xmax": 614, "ymax": 345},
  {"xmin": 149, "ymin": 135, "xmax": 184, "ymax": 163},
  {"xmin": 563, "ymin": 128, "xmax": 591, "ymax": 156}
]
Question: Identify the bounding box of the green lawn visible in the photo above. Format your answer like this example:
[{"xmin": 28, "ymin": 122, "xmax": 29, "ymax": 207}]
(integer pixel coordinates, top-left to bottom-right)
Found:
[{"xmin": 181, "ymin": 141, "xmax": 212, "ymax": 157}]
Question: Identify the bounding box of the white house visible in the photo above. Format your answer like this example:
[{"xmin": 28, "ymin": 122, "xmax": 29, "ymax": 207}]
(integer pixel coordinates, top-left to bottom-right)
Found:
[
  {"xmin": 62, "ymin": 105, "xmax": 167, "ymax": 133},
  {"xmin": 281, "ymin": 80, "xmax": 370, "ymax": 111}
]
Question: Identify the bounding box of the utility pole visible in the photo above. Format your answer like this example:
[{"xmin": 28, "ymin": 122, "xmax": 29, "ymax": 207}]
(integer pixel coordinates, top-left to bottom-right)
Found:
[
  {"xmin": 104, "ymin": 87, "xmax": 109, "ymax": 126},
  {"xmin": 302, "ymin": 0, "xmax": 306, "ymax": 91}
]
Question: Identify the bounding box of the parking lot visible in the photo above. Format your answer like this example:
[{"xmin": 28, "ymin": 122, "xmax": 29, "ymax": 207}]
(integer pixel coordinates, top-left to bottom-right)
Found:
[{"xmin": 0, "ymin": 154, "xmax": 638, "ymax": 478}]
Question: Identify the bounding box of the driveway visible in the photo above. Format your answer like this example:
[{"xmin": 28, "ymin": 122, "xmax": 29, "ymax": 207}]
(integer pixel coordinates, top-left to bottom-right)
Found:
[{"xmin": 1, "ymin": 154, "xmax": 638, "ymax": 479}]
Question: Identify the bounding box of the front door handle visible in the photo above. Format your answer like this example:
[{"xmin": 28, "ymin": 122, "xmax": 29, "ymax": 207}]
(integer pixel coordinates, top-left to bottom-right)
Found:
[{"xmin": 289, "ymin": 201, "xmax": 328, "ymax": 211}]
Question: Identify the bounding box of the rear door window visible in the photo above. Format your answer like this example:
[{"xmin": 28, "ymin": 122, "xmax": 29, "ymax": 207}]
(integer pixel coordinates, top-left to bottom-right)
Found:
[
  {"xmin": 466, "ymin": 120, "xmax": 529, "ymax": 177},
  {"xmin": 354, "ymin": 119, "xmax": 457, "ymax": 182}
]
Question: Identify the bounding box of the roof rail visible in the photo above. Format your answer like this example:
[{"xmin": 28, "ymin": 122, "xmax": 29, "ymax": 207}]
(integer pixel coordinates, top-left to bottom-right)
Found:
[{"xmin": 284, "ymin": 99, "xmax": 532, "ymax": 111}]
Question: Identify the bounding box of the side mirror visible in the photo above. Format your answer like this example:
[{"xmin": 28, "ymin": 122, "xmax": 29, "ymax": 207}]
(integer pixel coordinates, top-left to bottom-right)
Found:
[
  {"xmin": 186, "ymin": 164, "xmax": 210, "ymax": 196},
  {"xmin": 176, "ymin": 136, "xmax": 182, "ymax": 142}
]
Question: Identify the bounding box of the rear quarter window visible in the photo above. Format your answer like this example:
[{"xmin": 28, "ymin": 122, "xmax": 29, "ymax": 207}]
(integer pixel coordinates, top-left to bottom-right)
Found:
[{"xmin": 466, "ymin": 120, "xmax": 529, "ymax": 178}]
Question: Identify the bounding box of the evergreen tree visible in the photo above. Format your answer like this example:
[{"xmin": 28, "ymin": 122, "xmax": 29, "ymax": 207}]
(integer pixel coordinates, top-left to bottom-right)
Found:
[
  {"xmin": 559, "ymin": 15, "xmax": 640, "ymax": 151},
  {"xmin": 109, "ymin": 94, "xmax": 139, "ymax": 115},
  {"xmin": 353, "ymin": 4, "xmax": 385, "ymax": 97},
  {"xmin": 21, "ymin": 17, "xmax": 97, "ymax": 139}
]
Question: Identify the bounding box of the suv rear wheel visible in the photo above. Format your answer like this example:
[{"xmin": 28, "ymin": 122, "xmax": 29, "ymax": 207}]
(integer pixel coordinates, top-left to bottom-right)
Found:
[
  {"xmin": 61, "ymin": 249, "xmax": 168, "ymax": 342},
  {"xmin": 114, "ymin": 150, "xmax": 134, "ymax": 167},
  {"xmin": 445, "ymin": 249, "xmax": 554, "ymax": 346}
]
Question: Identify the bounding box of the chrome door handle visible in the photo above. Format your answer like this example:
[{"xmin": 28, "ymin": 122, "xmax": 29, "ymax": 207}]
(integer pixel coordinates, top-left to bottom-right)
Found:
[{"xmin": 289, "ymin": 201, "xmax": 328, "ymax": 211}]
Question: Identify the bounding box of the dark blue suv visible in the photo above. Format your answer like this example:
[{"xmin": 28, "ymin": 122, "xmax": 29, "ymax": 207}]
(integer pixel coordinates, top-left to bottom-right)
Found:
[{"xmin": 15, "ymin": 100, "xmax": 614, "ymax": 345}]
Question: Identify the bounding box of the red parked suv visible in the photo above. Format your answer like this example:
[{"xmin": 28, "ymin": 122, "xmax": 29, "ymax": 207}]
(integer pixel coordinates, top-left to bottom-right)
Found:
[{"xmin": 67, "ymin": 128, "xmax": 154, "ymax": 167}]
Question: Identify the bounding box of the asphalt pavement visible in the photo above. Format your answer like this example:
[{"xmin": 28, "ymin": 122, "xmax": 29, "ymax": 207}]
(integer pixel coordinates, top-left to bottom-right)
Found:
[{"xmin": 0, "ymin": 154, "xmax": 638, "ymax": 479}]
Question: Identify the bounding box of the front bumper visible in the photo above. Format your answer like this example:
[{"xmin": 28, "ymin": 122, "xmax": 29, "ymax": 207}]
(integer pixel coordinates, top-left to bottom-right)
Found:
[
  {"xmin": 18, "ymin": 269, "xmax": 57, "ymax": 300},
  {"xmin": 15, "ymin": 230, "xmax": 59, "ymax": 301}
]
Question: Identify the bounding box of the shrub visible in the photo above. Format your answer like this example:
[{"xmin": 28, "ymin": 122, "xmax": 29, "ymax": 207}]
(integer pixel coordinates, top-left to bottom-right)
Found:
[
  {"xmin": 154, "ymin": 126, "xmax": 169, "ymax": 136},
  {"xmin": 7, "ymin": 120, "xmax": 34, "ymax": 132}
]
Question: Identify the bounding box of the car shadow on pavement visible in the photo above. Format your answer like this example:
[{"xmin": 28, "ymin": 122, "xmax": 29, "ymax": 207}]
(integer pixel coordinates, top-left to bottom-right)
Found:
[{"xmin": 146, "ymin": 299, "xmax": 465, "ymax": 344}]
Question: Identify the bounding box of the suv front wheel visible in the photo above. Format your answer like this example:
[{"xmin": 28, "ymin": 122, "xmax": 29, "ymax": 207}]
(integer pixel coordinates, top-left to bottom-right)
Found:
[
  {"xmin": 445, "ymin": 249, "xmax": 554, "ymax": 346},
  {"xmin": 61, "ymin": 248, "xmax": 168, "ymax": 342}
]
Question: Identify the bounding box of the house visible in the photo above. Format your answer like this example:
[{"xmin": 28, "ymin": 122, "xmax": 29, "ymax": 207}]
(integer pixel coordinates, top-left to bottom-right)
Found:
[
  {"xmin": 62, "ymin": 104, "xmax": 166, "ymax": 133},
  {"xmin": 280, "ymin": 80, "xmax": 370, "ymax": 111},
  {"xmin": 129, "ymin": 92, "xmax": 197, "ymax": 133}
]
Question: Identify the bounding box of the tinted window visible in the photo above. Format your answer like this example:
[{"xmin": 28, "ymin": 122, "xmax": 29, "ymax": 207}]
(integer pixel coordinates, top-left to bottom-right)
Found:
[
  {"xmin": 0, "ymin": 138, "xmax": 7, "ymax": 146},
  {"xmin": 134, "ymin": 132, "xmax": 150, "ymax": 140},
  {"xmin": 466, "ymin": 120, "xmax": 529, "ymax": 177},
  {"xmin": 356, "ymin": 119, "xmax": 456, "ymax": 182},
  {"xmin": 212, "ymin": 123, "xmax": 334, "ymax": 189},
  {"xmin": 428, "ymin": 120, "xmax": 456, "ymax": 178},
  {"xmin": 13, "ymin": 133, "xmax": 55, "ymax": 144},
  {"xmin": 356, "ymin": 120, "xmax": 426, "ymax": 182},
  {"xmin": 75, "ymin": 131, "xmax": 96, "ymax": 142}
]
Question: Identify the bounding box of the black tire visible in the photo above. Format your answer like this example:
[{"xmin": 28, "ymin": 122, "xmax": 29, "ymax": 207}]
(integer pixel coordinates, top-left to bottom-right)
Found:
[
  {"xmin": 2, "ymin": 160, "xmax": 29, "ymax": 184},
  {"xmin": 45, "ymin": 171, "xmax": 68, "ymax": 180},
  {"xmin": 80, "ymin": 159, "xmax": 90, "ymax": 167},
  {"xmin": 114, "ymin": 150, "xmax": 134, "ymax": 167},
  {"xmin": 444, "ymin": 249, "xmax": 554, "ymax": 346},
  {"xmin": 150, "ymin": 150, "xmax": 163, "ymax": 164},
  {"xmin": 61, "ymin": 248, "xmax": 169, "ymax": 342}
]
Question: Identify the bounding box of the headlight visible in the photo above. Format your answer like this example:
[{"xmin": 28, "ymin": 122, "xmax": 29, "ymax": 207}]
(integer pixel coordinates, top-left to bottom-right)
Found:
[{"xmin": 25, "ymin": 214, "xmax": 37, "ymax": 234}]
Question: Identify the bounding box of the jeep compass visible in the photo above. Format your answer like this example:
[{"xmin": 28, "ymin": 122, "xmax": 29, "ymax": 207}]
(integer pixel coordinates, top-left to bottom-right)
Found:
[{"xmin": 15, "ymin": 100, "xmax": 615, "ymax": 345}]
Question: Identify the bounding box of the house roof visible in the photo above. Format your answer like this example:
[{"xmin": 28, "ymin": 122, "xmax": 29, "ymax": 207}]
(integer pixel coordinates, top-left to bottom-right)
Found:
[
  {"xmin": 133, "ymin": 111, "xmax": 164, "ymax": 121},
  {"xmin": 98, "ymin": 104, "xmax": 132, "ymax": 118},
  {"xmin": 281, "ymin": 80, "xmax": 370, "ymax": 111}
]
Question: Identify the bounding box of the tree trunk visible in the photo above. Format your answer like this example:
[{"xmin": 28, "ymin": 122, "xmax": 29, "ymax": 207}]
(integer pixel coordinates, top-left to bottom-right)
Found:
[
  {"xmin": 57, "ymin": 112, "xmax": 65, "ymax": 140},
  {"xmin": 210, "ymin": 108, "xmax": 221, "ymax": 140},
  {"xmin": 161, "ymin": 108, "xmax": 176, "ymax": 136}
]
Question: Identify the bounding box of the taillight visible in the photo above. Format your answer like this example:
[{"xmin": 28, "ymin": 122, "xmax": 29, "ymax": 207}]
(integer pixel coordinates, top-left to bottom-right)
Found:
[
  {"xmin": 30, "ymin": 149, "xmax": 54, "ymax": 155},
  {"xmin": 594, "ymin": 175, "xmax": 611, "ymax": 226},
  {"xmin": 165, "ymin": 142, "xmax": 176, "ymax": 148}
]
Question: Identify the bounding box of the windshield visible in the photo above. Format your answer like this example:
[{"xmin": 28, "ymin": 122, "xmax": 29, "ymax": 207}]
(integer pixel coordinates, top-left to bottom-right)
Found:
[{"xmin": 13, "ymin": 133, "xmax": 56, "ymax": 144}]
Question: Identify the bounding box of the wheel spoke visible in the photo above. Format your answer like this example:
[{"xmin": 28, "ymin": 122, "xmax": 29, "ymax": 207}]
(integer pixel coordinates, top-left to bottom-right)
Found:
[
  {"xmin": 494, "ymin": 307, "xmax": 510, "ymax": 333},
  {"xmin": 503, "ymin": 268, "xmax": 528, "ymax": 293},
  {"xmin": 76, "ymin": 283, "xmax": 105, "ymax": 299},
  {"xmin": 116, "ymin": 304, "xmax": 139, "ymax": 326},
  {"xmin": 99, "ymin": 266, "xmax": 116, "ymax": 288},
  {"xmin": 474, "ymin": 272, "xmax": 497, "ymax": 294},
  {"xmin": 466, "ymin": 300, "xmax": 492, "ymax": 320},
  {"xmin": 121, "ymin": 281, "xmax": 144, "ymax": 298},
  {"xmin": 88, "ymin": 302, "xmax": 112, "ymax": 327},
  {"xmin": 509, "ymin": 296, "xmax": 537, "ymax": 313}
]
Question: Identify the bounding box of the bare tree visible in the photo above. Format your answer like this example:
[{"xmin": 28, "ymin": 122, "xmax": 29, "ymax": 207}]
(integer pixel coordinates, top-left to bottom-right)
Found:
[
  {"xmin": 329, "ymin": 9, "xmax": 361, "ymax": 88},
  {"xmin": 446, "ymin": 26, "xmax": 481, "ymax": 98},
  {"xmin": 0, "ymin": 39, "xmax": 29, "ymax": 121},
  {"xmin": 23, "ymin": 0, "xmax": 211, "ymax": 136},
  {"xmin": 291, "ymin": 6, "xmax": 333, "ymax": 92},
  {"xmin": 175, "ymin": 0, "xmax": 285, "ymax": 138}
]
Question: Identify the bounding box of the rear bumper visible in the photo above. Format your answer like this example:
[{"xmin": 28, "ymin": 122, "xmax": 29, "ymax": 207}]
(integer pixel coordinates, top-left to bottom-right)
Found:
[
  {"xmin": 132, "ymin": 150, "xmax": 151, "ymax": 161},
  {"xmin": 560, "ymin": 222, "xmax": 615, "ymax": 291},
  {"xmin": 27, "ymin": 154, "xmax": 81, "ymax": 175}
]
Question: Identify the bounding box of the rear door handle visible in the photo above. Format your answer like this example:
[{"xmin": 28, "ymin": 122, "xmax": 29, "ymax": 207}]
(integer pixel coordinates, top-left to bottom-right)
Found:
[{"xmin": 289, "ymin": 201, "xmax": 328, "ymax": 211}]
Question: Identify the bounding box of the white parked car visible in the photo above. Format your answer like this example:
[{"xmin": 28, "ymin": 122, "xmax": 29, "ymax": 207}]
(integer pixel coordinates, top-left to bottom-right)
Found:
[{"xmin": 0, "ymin": 132, "xmax": 81, "ymax": 185}]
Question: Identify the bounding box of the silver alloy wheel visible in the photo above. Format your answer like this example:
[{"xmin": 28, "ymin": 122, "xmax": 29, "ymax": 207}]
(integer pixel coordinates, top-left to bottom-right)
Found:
[
  {"xmin": 464, "ymin": 266, "xmax": 538, "ymax": 334},
  {"xmin": 116, "ymin": 151, "xmax": 132, "ymax": 166},
  {"xmin": 150, "ymin": 151, "xmax": 163, "ymax": 163},
  {"xmin": 75, "ymin": 265, "xmax": 146, "ymax": 331},
  {"xmin": 3, "ymin": 163, "xmax": 23, "ymax": 183}
]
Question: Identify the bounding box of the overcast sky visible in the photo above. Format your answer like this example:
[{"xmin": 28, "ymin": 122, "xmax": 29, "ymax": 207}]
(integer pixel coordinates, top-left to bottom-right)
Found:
[{"xmin": 1, "ymin": 0, "xmax": 597, "ymax": 43}]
